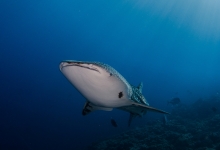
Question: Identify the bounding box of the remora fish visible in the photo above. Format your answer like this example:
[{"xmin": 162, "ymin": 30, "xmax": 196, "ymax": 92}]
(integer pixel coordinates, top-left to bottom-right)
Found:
[{"xmin": 60, "ymin": 60, "xmax": 169, "ymax": 126}]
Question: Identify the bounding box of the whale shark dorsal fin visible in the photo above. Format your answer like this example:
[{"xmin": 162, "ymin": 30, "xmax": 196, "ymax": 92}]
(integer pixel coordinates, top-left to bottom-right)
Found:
[
  {"xmin": 82, "ymin": 101, "xmax": 113, "ymax": 116},
  {"xmin": 137, "ymin": 82, "xmax": 143, "ymax": 93}
]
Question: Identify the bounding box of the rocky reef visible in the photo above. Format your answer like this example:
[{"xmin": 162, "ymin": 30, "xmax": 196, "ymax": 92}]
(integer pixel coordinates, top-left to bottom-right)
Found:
[{"xmin": 89, "ymin": 96, "xmax": 220, "ymax": 150}]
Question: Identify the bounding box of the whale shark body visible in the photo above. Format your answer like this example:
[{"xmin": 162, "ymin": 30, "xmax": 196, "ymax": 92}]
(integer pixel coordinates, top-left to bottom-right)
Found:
[{"xmin": 60, "ymin": 60, "xmax": 169, "ymax": 126}]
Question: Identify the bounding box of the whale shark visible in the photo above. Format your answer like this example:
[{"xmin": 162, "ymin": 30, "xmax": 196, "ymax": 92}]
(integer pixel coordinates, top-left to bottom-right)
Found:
[{"xmin": 60, "ymin": 60, "xmax": 169, "ymax": 126}]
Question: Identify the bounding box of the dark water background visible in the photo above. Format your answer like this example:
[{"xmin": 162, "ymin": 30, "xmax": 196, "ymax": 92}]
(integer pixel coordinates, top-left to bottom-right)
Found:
[{"xmin": 1, "ymin": 0, "xmax": 220, "ymax": 149}]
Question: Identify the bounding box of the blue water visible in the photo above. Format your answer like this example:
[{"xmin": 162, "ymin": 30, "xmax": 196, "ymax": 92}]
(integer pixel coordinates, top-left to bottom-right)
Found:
[{"xmin": 1, "ymin": 0, "xmax": 220, "ymax": 149}]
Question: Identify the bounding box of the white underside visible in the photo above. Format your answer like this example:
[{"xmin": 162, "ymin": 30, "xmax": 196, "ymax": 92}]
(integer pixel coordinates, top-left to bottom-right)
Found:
[{"xmin": 60, "ymin": 63, "xmax": 132, "ymax": 108}]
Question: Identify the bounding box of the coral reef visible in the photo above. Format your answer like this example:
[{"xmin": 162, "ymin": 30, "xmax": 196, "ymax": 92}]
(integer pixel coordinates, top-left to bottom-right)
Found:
[{"xmin": 88, "ymin": 96, "xmax": 220, "ymax": 150}]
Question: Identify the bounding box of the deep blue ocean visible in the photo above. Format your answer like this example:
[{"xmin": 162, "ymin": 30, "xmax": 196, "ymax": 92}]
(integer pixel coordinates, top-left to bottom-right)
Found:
[{"xmin": 1, "ymin": 0, "xmax": 220, "ymax": 150}]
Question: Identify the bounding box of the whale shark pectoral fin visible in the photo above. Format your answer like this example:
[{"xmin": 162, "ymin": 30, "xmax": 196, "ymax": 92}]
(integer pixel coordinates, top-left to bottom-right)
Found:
[
  {"xmin": 130, "ymin": 102, "xmax": 170, "ymax": 114},
  {"xmin": 119, "ymin": 102, "xmax": 170, "ymax": 126},
  {"xmin": 82, "ymin": 101, "xmax": 113, "ymax": 116},
  {"xmin": 119, "ymin": 102, "xmax": 170, "ymax": 115}
]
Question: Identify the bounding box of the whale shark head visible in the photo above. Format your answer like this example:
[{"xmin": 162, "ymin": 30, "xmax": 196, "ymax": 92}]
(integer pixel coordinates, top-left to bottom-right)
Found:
[
  {"xmin": 60, "ymin": 60, "xmax": 133, "ymax": 108},
  {"xmin": 60, "ymin": 60, "xmax": 169, "ymax": 125}
]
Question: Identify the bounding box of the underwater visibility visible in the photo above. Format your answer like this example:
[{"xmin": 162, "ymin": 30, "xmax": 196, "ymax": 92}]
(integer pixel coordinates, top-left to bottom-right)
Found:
[{"xmin": 1, "ymin": 0, "xmax": 220, "ymax": 150}]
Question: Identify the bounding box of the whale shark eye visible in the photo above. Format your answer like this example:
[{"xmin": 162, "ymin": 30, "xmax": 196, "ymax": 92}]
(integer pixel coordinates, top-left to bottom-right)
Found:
[
  {"xmin": 118, "ymin": 92, "xmax": 123, "ymax": 98},
  {"xmin": 110, "ymin": 73, "xmax": 112, "ymax": 76}
]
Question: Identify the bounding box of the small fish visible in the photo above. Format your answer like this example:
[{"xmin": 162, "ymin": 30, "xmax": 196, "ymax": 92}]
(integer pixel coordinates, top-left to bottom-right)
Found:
[
  {"xmin": 111, "ymin": 119, "xmax": 118, "ymax": 127},
  {"xmin": 168, "ymin": 97, "xmax": 180, "ymax": 105},
  {"xmin": 212, "ymin": 107, "xmax": 217, "ymax": 113}
]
